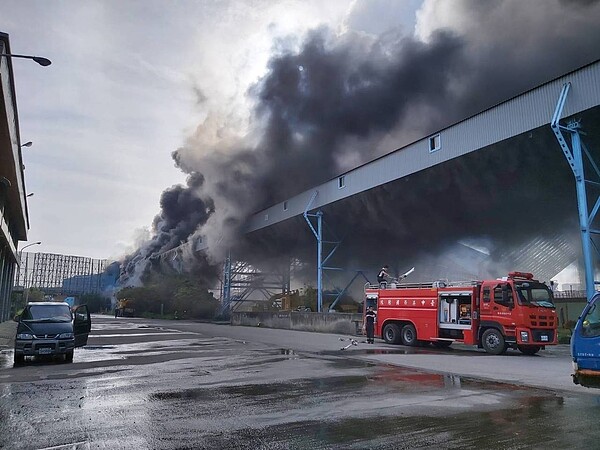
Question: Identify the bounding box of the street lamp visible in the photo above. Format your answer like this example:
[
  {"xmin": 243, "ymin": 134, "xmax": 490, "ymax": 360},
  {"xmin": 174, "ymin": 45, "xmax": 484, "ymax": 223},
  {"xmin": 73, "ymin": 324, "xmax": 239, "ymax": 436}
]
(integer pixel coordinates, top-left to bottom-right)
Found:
[
  {"xmin": 26, "ymin": 193, "xmax": 34, "ymax": 198},
  {"xmin": 20, "ymin": 241, "xmax": 41, "ymax": 303},
  {"xmin": 20, "ymin": 141, "xmax": 32, "ymax": 148},
  {"xmin": 19, "ymin": 241, "xmax": 41, "ymax": 258},
  {"xmin": 0, "ymin": 53, "xmax": 51, "ymax": 66}
]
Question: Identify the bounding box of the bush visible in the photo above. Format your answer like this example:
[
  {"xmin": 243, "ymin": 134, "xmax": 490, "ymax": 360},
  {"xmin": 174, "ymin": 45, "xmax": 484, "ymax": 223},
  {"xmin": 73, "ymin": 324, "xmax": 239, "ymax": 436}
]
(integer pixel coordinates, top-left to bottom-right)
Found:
[
  {"xmin": 172, "ymin": 282, "xmax": 217, "ymax": 319},
  {"xmin": 80, "ymin": 293, "xmax": 110, "ymax": 313},
  {"xmin": 558, "ymin": 328, "xmax": 572, "ymax": 344},
  {"xmin": 116, "ymin": 275, "xmax": 217, "ymax": 319}
]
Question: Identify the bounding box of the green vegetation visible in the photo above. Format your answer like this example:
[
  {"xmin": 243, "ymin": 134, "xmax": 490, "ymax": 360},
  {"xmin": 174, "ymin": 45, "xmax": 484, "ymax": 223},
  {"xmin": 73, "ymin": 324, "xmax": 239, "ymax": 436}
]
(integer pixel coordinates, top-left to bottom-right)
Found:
[
  {"xmin": 79, "ymin": 293, "xmax": 110, "ymax": 313},
  {"xmin": 117, "ymin": 274, "xmax": 218, "ymax": 319},
  {"xmin": 25, "ymin": 288, "xmax": 45, "ymax": 302},
  {"xmin": 558, "ymin": 320, "xmax": 576, "ymax": 344},
  {"xmin": 558, "ymin": 328, "xmax": 573, "ymax": 344}
]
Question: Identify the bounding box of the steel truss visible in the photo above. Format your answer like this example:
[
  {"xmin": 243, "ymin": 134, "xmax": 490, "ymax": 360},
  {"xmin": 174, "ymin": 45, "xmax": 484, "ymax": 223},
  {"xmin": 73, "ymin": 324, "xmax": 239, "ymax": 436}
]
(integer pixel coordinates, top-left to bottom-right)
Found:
[
  {"xmin": 14, "ymin": 251, "xmax": 108, "ymax": 296},
  {"xmin": 219, "ymin": 252, "xmax": 291, "ymax": 315},
  {"xmin": 552, "ymin": 82, "xmax": 600, "ymax": 300}
]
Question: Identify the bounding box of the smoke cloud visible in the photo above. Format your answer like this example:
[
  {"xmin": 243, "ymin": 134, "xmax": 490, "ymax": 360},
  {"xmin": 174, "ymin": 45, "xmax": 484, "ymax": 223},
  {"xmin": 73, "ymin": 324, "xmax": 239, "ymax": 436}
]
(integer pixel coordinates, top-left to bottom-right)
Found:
[
  {"xmin": 119, "ymin": 172, "xmax": 213, "ymax": 285},
  {"xmin": 121, "ymin": 0, "xmax": 600, "ymax": 286}
]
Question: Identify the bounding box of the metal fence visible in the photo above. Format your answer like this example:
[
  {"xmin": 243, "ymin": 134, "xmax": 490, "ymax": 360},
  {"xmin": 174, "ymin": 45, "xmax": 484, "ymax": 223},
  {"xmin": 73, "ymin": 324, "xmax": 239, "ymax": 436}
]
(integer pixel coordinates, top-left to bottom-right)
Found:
[{"xmin": 14, "ymin": 252, "xmax": 108, "ymax": 296}]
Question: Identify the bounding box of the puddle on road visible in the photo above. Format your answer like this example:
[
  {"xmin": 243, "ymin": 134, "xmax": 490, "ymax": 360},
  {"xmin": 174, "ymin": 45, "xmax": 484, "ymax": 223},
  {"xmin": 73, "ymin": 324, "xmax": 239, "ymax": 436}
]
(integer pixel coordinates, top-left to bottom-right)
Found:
[
  {"xmin": 147, "ymin": 368, "xmax": 472, "ymax": 408},
  {"xmin": 3, "ymin": 331, "xmax": 597, "ymax": 449},
  {"xmin": 89, "ymin": 332, "xmax": 186, "ymax": 338},
  {"xmin": 142, "ymin": 363, "xmax": 582, "ymax": 448},
  {"xmin": 83, "ymin": 346, "xmax": 117, "ymax": 350},
  {"xmin": 197, "ymin": 394, "xmax": 571, "ymax": 449},
  {"xmin": 0, "ymin": 345, "xmax": 128, "ymax": 369},
  {"xmin": 0, "ymin": 351, "xmax": 11, "ymax": 370},
  {"xmin": 148, "ymin": 375, "xmax": 372, "ymax": 406}
]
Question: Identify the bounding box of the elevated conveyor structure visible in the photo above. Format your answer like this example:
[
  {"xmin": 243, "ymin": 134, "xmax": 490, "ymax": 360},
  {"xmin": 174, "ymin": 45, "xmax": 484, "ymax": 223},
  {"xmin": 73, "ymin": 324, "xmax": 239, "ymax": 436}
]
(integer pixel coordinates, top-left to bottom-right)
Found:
[{"xmin": 239, "ymin": 60, "xmax": 600, "ymax": 290}]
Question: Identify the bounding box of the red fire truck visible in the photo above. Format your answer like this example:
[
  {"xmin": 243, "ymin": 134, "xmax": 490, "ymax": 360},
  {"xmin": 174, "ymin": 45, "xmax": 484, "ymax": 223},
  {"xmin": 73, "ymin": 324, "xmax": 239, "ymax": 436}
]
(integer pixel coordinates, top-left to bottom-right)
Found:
[{"xmin": 364, "ymin": 272, "xmax": 557, "ymax": 355}]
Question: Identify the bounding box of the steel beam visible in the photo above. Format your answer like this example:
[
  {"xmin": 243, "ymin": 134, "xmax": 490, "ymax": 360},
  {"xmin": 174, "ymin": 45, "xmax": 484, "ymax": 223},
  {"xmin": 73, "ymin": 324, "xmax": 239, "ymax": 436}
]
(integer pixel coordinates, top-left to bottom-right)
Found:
[
  {"xmin": 219, "ymin": 255, "xmax": 291, "ymax": 314},
  {"xmin": 303, "ymin": 190, "xmax": 344, "ymax": 312},
  {"xmin": 551, "ymin": 82, "xmax": 600, "ymax": 300}
]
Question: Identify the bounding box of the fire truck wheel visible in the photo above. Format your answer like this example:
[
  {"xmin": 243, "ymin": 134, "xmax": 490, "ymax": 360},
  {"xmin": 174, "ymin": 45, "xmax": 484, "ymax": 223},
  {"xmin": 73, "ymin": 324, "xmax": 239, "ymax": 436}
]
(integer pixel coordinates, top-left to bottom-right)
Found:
[
  {"xmin": 401, "ymin": 324, "xmax": 418, "ymax": 346},
  {"xmin": 482, "ymin": 328, "xmax": 506, "ymax": 355},
  {"xmin": 517, "ymin": 345, "xmax": 541, "ymax": 356},
  {"xmin": 383, "ymin": 324, "xmax": 401, "ymax": 344}
]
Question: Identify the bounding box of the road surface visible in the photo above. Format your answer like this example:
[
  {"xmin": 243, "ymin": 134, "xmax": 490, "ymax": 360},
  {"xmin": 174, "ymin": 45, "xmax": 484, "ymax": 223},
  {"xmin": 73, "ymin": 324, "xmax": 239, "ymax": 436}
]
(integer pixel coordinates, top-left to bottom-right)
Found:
[{"xmin": 0, "ymin": 316, "xmax": 598, "ymax": 449}]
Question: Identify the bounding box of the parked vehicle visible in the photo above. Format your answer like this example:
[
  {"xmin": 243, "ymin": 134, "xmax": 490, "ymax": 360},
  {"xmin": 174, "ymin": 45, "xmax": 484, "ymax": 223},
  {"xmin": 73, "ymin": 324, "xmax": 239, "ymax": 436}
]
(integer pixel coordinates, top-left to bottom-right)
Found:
[
  {"xmin": 365, "ymin": 271, "xmax": 557, "ymax": 355},
  {"xmin": 571, "ymin": 292, "xmax": 600, "ymax": 387},
  {"xmin": 13, "ymin": 302, "xmax": 91, "ymax": 364}
]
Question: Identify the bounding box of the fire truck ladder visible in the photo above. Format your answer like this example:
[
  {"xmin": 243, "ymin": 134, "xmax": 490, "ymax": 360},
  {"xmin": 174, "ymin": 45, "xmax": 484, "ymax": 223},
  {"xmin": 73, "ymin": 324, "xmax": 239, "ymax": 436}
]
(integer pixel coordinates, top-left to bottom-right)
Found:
[{"xmin": 551, "ymin": 82, "xmax": 600, "ymax": 300}]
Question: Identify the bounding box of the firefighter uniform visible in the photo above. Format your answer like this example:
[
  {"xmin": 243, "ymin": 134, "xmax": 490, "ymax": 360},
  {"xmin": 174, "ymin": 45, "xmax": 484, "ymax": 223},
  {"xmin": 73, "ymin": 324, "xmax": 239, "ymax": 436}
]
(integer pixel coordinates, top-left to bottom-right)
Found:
[{"xmin": 365, "ymin": 308, "xmax": 377, "ymax": 344}]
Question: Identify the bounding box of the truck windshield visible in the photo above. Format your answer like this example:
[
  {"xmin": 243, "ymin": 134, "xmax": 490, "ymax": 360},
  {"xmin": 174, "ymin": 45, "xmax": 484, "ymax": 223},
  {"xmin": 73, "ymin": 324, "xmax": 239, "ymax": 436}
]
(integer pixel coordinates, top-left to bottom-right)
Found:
[
  {"xmin": 515, "ymin": 282, "xmax": 555, "ymax": 308},
  {"xmin": 22, "ymin": 304, "xmax": 72, "ymax": 322},
  {"xmin": 581, "ymin": 302, "xmax": 600, "ymax": 337}
]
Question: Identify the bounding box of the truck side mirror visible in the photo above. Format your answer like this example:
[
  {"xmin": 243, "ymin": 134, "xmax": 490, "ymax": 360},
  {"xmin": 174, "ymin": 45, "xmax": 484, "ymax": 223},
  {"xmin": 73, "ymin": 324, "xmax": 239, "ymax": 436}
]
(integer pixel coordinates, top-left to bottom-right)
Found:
[{"xmin": 13, "ymin": 314, "xmax": 20, "ymax": 322}]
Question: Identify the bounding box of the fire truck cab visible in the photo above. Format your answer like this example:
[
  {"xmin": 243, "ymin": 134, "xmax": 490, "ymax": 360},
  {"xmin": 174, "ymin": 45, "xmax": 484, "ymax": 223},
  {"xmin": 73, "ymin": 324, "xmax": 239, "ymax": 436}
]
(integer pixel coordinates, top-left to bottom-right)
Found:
[{"xmin": 365, "ymin": 272, "xmax": 557, "ymax": 355}]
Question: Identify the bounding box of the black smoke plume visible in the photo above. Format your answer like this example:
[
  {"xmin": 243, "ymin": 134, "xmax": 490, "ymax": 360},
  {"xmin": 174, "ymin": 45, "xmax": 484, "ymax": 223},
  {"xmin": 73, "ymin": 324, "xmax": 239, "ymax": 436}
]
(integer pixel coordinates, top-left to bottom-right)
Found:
[
  {"xmin": 119, "ymin": 172, "xmax": 214, "ymax": 285},
  {"xmin": 122, "ymin": 0, "xmax": 600, "ymax": 287}
]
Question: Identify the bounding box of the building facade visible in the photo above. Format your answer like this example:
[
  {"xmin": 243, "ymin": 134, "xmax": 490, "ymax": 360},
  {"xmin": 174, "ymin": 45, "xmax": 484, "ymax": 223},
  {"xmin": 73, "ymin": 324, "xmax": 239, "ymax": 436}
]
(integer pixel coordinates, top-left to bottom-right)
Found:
[{"xmin": 0, "ymin": 33, "xmax": 30, "ymax": 322}]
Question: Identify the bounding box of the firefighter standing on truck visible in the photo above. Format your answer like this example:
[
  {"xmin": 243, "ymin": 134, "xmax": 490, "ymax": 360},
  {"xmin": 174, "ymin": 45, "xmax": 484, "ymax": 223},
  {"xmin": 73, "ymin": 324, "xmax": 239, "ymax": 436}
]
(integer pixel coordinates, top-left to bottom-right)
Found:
[
  {"xmin": 377, "ymin": 265, "xmax": 390, "ymax": 288},
  {"xmin": 365, "ymin": 306, "xmax": 377, "ymax": 344}
]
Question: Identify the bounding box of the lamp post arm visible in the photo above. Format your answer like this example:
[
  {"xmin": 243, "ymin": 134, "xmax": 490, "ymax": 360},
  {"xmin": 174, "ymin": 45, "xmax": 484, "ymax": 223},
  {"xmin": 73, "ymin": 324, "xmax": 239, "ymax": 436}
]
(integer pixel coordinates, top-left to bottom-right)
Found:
[{"xmin": 0, "ymin": 53, "xmax": 52, "ymax": 66}]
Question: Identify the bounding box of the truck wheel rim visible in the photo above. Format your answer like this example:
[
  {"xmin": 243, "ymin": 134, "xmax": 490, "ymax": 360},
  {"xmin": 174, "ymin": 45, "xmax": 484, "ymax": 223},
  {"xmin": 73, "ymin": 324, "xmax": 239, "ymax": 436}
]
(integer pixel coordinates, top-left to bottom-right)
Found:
[{"xmin": 487, "ymin": 334, "xmax": 499, "ymax": 348}]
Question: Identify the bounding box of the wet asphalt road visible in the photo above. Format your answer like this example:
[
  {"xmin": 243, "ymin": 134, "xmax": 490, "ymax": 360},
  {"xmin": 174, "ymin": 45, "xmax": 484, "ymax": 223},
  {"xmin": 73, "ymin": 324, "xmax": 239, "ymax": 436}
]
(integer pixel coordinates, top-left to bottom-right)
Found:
[{"xmin": 1, "ymin": 316, "xmax": 600, "ymax": 449}]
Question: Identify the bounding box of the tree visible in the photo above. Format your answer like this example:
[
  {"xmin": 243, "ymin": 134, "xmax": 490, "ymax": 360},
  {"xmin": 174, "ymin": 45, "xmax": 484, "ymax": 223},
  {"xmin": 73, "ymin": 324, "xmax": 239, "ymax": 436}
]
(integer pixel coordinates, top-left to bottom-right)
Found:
[
  {"xmin": 116, "ymin": 274, "xmax": 218, "ymax": 319},
  {"xmin": 172, "ymin": 282, "xmax": 218, "ymax": 319},
  {"xmin": 80, "ymin": 293, "xmax": 110, "ymax": 313},
  {"xmin": 25, "ymin": 288, "xmax": 45, "ymax": 302},
  {"xmin": 299, "ymin": 286, "xmax": 318, "ymax": 311}
]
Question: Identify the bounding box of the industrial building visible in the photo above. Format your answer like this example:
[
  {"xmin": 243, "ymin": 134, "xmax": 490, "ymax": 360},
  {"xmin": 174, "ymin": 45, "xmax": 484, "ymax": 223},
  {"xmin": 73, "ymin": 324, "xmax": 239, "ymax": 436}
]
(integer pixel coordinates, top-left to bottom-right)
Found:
[
  {"xmin": 0, "ymin": 33, "xmax": 30, "ymax": 322},
  {"xmin": 233, "ymin": 60, "xmax": 600, "ymax": 311}
]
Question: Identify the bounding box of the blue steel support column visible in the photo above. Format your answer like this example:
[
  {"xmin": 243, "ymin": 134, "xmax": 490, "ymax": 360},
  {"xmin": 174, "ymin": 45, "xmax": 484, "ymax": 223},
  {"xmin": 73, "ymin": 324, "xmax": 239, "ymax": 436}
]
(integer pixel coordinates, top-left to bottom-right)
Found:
[
  {"xmin": 303, "ymin": 191, "xmax": 323, "ymax": 312},
  {"xmin": 328, "ymin": 270, "xmax": 370, "ymax": 311},
  {"xmin": 551, "ymin": 82, "xmax": 599, "ymax": 300},
  {"xmin": 316, "ymin": 210, "xmax": 323, "ymax": 313},
  {"xmin": 572, "ymin": 130, "xmax": 595, "ymax": 301},
  {"xmin": 304, "ymin": 191, "xmax": 345, "ymax": 312}
]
